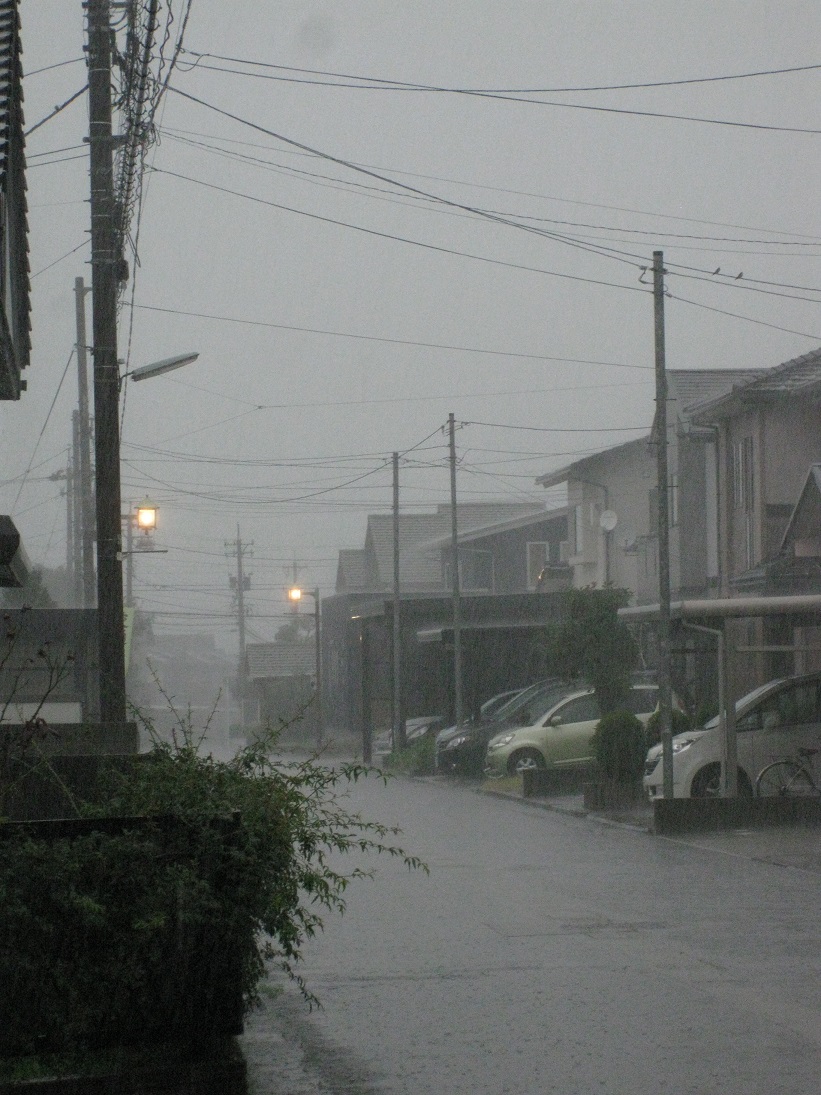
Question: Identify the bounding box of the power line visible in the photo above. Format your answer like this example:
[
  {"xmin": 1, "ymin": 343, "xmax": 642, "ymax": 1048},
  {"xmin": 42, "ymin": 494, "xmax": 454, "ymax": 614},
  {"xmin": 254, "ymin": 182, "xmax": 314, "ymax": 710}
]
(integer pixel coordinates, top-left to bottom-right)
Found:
[
  {"xmin": 128, "ymin": 302, "xmax": 650, "ymax": 369},
  {"xmin": 177, "ymin": 51, "xmax": 821, "ymax": 133}
]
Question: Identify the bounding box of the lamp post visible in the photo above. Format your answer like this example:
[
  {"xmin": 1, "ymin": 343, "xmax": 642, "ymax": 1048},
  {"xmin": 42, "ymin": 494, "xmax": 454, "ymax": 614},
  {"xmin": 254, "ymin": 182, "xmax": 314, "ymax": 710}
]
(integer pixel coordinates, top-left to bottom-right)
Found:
[
  {"xmin": 288, "ymin": 586, "xmax": 322, "ymax": 747},
  {"xmin": 92, "ymin": 353, "xmax": 197, "ymax": 726},
  {"xmin": 123, "ymin": 497, "xmax": 158, "ymax": 607}
]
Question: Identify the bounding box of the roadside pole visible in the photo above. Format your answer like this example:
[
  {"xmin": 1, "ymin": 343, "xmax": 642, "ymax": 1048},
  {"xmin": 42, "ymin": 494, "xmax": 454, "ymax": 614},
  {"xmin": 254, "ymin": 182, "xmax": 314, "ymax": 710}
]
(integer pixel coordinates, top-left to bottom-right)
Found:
[
  {"xmin": 448, "ymin": 413, "xmax": 463, "ymax": 730},
  {"xmin": 392, "ymin": 452, "xmax": 406, "ymax": 750},
  {"xmin": 653, "ymin": 251, "xmax": 674, "ymax": 799}
]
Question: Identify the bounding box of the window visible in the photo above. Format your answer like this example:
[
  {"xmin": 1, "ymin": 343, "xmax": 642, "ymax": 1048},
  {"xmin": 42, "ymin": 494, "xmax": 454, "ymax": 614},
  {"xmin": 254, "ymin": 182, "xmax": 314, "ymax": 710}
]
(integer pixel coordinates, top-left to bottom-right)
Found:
[
  {"xmin": 733, "ymin": 436, "xmax": 754, "ymax": 513},
  {"xmin": 547, "ymin": 694, "xmax": 600, "ymax": 725},
  {"xmin": 527, "ymin": 542, "xmax": 548, "ymax": 588},
  {"xmin": 626, "ymin": 687, "xmax": 659, "ymax": 716},
  {"xmin": 573, "ymin": 504, "xmax": 584, "ymax": 555}
]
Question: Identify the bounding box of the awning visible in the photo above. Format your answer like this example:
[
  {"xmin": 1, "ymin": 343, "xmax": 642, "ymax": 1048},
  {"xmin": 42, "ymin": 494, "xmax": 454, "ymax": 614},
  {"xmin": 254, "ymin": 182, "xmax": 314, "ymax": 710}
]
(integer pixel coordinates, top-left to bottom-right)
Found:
[{"xmin": 619, "ymin": 593, "xmax": 821, "ymax": 624}]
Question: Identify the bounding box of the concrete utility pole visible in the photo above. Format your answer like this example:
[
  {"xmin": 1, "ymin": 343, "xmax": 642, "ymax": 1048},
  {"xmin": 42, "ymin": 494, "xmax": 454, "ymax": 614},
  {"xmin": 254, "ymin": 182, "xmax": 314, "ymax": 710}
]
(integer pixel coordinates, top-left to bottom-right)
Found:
[
  {"xmin": 226, "ymin": 527, "xmax": 252, "ymax": 728},
  {"xmin": 392, "ymin": 451, "xmax": 406, "ymax": 749},
  {"xmin": 653, "ymin": 250, "xmax": 674, "ymax": 798},
  {"xmin": 74, "ymin": 277, "xmax": 95, "ymax": 609},
  {"xmin": 88, "ymin": 0, "xmax": 126, "ymax": 724},
  {"xmin": 448, "ymin": 413, "xmax": 463, "ymax": 729}
]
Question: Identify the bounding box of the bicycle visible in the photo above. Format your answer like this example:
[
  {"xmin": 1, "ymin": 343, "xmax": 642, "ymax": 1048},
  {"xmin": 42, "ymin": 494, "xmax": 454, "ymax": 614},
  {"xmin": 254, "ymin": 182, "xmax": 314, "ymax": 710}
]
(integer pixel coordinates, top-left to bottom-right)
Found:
[{"xmin": 755, "ymin": 747, "xmax": 821, "ymax": 798}]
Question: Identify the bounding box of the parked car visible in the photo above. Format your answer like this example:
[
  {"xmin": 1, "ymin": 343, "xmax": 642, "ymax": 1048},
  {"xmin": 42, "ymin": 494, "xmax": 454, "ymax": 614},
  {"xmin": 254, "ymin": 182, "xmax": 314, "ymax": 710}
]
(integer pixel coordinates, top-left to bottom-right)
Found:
[
  {"xmin": 374, "ymin": 715, "xmax": 445, "ymax": 755},
  {"xmin": 438, "ymin": 679, "xmax": 585, "ymax": 775},
  {"xmin": 484, "ymin": 683, "xmax": 667, "ymax": 778},
  {"xmin": 643, "ymin": 672, "xmax": 821, "ymax": 799},
  {"xmin": 479, "ymin": 688, "xmax": 525, "ymax": 721}
]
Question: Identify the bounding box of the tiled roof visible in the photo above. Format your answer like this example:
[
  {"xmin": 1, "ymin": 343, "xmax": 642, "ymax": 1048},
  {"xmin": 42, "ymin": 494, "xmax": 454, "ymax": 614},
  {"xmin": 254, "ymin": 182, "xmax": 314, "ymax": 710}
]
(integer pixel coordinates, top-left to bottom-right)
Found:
[
  {"xmin": 690, "ymin": 348, "xmax": 821, "ymax": 421},
  {"xmin": 0, "ymin": 0, "xmax": 30, "ymax": 398},
  {"xmin": 246, "ymin": 643, "xmax": 316, "ymax": 681},
  {"xmin": 0, "ymin": 0, "xmax": 21, "ymax": 189}
]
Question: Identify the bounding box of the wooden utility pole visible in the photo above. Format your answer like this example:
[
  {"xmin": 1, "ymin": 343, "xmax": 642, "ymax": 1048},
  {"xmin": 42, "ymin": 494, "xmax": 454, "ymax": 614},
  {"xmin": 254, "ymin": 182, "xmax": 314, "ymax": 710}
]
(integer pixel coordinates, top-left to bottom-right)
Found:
[
  {"xmin": 448, "ymin": 413, "xmax": 463, "ymax": 728},
  {"xmin": 653, "ymin": 251, "xmax": 674, "ymax": 798},
  {"xmin": 88, "ymin": 0, "xmax": 126, "ymax": 724},
  {"xmin": 392, "ymin": 451, "xmax": 406, "ymax": 749}
]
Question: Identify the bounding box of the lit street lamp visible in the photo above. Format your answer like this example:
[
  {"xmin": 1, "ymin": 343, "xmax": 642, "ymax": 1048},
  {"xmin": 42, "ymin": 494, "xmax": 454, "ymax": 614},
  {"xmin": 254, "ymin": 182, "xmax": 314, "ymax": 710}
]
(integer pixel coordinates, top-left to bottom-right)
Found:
[
  {"xmin": 288, "ymin": 586, "xmax": 323, "ymax": 746},
  {"xmin": 93, "ymin": 349, "xmax": 197, "ymax": 727}
]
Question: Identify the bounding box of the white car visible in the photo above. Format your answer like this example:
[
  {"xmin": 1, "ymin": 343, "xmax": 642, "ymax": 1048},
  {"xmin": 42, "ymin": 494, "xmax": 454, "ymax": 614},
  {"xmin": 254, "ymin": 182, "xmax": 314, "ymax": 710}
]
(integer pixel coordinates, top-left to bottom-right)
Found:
[{"xmin": 643, "ymin": 673, "xmax": 821, "ymax": 799}]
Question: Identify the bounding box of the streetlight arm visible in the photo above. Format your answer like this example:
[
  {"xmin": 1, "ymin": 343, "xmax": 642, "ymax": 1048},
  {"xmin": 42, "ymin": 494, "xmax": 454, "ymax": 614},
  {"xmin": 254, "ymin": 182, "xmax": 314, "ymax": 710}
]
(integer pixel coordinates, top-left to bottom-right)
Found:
[{"xmin": 126, "ymin": 352, "xmax": 199, "ymax": 382}]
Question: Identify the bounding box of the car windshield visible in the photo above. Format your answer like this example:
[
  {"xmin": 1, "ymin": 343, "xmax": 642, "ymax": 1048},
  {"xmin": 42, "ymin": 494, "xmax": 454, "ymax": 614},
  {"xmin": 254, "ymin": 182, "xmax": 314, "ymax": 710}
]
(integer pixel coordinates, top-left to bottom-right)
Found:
[
  {"xmin": 489, "ymin": 681, "xmax": 551, "ymax": 721},
  {"xmin": 701, "ymin": 678, "xmax": 786, "ymax": 730},
  {"xmin": 514, "ymin": 682, "xmax": 584, "ymax": 725}
]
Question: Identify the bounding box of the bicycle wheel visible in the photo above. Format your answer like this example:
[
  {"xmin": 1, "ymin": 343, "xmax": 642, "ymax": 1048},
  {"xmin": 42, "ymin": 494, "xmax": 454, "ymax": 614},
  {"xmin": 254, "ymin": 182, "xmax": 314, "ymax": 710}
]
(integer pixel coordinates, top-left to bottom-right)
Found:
[{"xmin": 755, "ymin": 760, "xmax": 816, "ymax": 798}]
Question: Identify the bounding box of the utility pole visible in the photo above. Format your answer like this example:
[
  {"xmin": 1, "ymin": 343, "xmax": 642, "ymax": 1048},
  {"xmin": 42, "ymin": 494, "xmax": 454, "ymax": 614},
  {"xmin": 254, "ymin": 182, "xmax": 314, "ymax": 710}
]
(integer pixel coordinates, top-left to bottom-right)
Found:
[
  {"xmin": 88, "ymin": 0, "xmax": 126, "ymax": 724},
  {"xmin": 68, "ymin": 412, "xmax": 78, "ymax": 596},
  {"xmin": 74, "ymin": 276, "xmax": 95, "ymax": 608},
  {"xmin": 392, "ymin": 452, "xmax": 406, "ymax": 749},
  {"xmin": 653, "ymin": 251, "xmax": 674, "ymax": 798},
  {"xmin": 448, "ymin": 413, "xmax": 463, "ymax": 729},
  {"xmin": 226, "ymin": 527, "xmax": 252, "ymax": 728}
]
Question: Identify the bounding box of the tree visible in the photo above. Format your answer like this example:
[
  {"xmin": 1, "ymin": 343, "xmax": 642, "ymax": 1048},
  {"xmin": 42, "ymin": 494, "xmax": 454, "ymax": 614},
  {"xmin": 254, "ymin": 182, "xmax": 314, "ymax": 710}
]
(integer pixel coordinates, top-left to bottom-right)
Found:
[{"xmin": 547, "ymin": 588, "xmax": 638, "ymax": 713}]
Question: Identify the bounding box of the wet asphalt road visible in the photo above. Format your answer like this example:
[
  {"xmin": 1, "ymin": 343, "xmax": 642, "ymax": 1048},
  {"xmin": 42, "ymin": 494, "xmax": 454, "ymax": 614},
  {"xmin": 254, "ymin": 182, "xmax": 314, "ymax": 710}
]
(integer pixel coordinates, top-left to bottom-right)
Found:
[{"xmin": 240, "ymin": 773, "xmax": 821, "ymax": 1095}]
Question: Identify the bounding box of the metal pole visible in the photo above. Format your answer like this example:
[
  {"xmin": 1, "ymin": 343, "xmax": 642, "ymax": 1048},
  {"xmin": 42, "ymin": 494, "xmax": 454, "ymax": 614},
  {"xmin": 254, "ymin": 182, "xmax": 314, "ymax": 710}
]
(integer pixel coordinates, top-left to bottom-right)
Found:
[
  {"xmin": 313, "ymin": 587, "xmax": 323, "ymax": 748},
  {"xmin": 392, "ymin": 452, "xmax": 406, "ymax": 750},
  {"xmin": 448, "ymin": 413, "xmax": 463, "ymax": 728},
  {"xmin": 74, "ymin": 277, "xmax": 95, "ymax": 608},
  {"xmin": 88, "ymin": 0, "xmax": 126, "ymax": 724},
  {"xmin": 653, "ymin": 251, "xmax": 674, "ymax": 798}
]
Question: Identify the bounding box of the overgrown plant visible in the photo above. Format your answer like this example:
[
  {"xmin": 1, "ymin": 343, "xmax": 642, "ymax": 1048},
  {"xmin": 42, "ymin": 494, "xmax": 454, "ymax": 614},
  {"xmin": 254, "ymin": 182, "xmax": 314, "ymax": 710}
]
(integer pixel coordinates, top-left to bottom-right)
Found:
[
  {"xmin": 90, "ymin": 709, "xmax": 427, "ymax": 1009},
  {"xmin": 547, "ymin": 588, "xmax": 638, "ymax": 713}
]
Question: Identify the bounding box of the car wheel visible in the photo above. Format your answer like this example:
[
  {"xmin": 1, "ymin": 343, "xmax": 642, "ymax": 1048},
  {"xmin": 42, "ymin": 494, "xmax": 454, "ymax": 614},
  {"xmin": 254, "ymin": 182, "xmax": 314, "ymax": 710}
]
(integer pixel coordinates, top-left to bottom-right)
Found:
[
  {"xmin": 508, "ymin": 749, "xmax": 545, "ymax": 776},
  {"xmin": 690, "ymin": 763, "xmax": 721, "ymax": 798},
  {"xmin": 690, "ymin": 764, "xmax": 752, "ymax": 797}
]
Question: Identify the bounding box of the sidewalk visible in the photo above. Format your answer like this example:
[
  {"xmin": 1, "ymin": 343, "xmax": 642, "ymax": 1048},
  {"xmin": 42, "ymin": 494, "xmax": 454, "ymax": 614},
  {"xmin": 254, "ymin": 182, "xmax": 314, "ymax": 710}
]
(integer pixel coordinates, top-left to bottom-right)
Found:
[{"xmin": 481, "ymin": 783, "xmax": 821, "ymax": 874}]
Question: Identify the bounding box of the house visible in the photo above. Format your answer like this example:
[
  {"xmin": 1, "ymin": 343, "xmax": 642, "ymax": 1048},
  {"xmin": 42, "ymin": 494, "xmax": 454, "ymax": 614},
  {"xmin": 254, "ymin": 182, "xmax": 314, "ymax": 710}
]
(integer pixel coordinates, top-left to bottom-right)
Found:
[
  {"xmin": 535, "ymin": 368, "xmax": 766, "ymax": 605},
  {"xmin": 690, "ymin": 348, "xmax": 821, "ymax": 595},
  {"xmin": 245, "ymin": 642, "xmax": 319, "ymax": 739},
  {"xmin": 323, "ymin": 503, "xmax": 571, "ymax": 737},
  {"xmin": 0, "ymin": 0, "xmax": 30, "ymax": 400},
  {"xmin": 688, "ymin": 349, "xmax": 821, "ymax": 690},
  {"xmin": 0, "ymin": 1, "xmax": 32, "ymax": 587}
]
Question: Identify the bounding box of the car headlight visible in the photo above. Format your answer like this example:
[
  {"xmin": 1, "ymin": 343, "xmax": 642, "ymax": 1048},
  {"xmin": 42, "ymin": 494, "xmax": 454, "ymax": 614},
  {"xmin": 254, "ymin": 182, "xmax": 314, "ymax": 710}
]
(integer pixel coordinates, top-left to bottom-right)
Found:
[
  {"xmin": 487, "ymin": 733, "xmax": 515, "ymax": 750},
  {"xmin": 445, "ymin": 733, "xmax": 471, "ymax": 750},
  {"xmin": 672, "ymin": 736, "xmax": 698, "ymax": 754}
]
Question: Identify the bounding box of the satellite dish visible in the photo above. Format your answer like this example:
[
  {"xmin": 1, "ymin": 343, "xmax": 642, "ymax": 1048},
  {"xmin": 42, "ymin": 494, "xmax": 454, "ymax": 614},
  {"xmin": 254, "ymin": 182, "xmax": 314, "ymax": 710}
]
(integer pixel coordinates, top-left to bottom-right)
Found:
[{"xmin": 599, "ymin": 509, "xmax": 618, "ymax": 532}]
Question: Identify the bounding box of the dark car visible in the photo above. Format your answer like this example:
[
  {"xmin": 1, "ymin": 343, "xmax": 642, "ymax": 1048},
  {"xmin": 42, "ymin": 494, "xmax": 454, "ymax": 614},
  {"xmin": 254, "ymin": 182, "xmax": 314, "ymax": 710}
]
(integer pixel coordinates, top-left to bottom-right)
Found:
[{"xmin": 437, "ymin": 679, "xmax": 584, "ymax": 776}]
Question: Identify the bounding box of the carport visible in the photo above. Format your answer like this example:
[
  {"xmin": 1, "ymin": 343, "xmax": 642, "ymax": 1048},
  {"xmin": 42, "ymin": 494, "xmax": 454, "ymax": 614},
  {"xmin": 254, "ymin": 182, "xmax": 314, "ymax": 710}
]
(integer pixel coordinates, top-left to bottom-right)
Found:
[{"xmin": 620, "ymin": 593, "xmax": 821, "ymax": 796}]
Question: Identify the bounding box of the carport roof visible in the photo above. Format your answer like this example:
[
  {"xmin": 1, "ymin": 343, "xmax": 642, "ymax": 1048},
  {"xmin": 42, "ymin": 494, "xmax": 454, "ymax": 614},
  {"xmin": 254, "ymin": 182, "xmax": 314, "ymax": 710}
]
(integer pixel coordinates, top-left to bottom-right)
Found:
[{"xmin": 620, "ymin": 593, "xmax": 821, "ymax": 625}]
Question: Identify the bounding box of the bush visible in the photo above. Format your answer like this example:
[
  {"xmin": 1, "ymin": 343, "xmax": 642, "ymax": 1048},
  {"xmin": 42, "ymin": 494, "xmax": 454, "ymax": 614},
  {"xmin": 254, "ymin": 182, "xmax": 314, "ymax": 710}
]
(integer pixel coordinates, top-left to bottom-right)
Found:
[
  {"xmin": 0, "ymin": 726, "xmax": 426, "ymax": 1057},
  {"xmin": 383, "ymin": 735, "xmax": 436, "ymax": 776},
  {"xmin": 592, "ymin": 710, "xmax": 646, "ymax": 783},
  {"xmin": 644, "ymin": 707, "xmax": 692, "ymax": 749}
]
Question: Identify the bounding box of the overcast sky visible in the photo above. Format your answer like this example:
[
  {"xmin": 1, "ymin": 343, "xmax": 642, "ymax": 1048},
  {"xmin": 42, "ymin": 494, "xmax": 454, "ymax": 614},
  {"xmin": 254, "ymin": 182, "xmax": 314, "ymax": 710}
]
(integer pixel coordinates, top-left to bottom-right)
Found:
[{"xmin": 3, "ymin": 1, "xmax": 820, "ymax": 652}]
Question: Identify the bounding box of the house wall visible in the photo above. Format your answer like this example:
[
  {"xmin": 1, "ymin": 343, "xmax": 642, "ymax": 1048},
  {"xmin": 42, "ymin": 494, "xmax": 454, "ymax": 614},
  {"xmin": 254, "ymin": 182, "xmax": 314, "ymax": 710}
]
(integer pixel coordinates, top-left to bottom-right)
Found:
[{"xmin": 565, "ymin": 442, "xmax": 655, "ymax": 597}]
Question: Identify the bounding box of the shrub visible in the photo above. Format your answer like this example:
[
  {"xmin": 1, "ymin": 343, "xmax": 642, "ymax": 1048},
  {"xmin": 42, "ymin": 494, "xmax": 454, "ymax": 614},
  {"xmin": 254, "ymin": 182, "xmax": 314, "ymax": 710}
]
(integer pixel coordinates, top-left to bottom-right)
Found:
[
  {"xmin": 0, "ymin": 724, "xmax": 426, "ymax": 1057},
  {"xmin": 382, "ymin": 735, "xmax": 435, "ymax": 776},
  {"xmin": 644, "ymin": 707, "xmax": 692, "ymax": 749},
  {"xmin": 592, "ymin": 709, "xmax": 646, "ymax": 783}
]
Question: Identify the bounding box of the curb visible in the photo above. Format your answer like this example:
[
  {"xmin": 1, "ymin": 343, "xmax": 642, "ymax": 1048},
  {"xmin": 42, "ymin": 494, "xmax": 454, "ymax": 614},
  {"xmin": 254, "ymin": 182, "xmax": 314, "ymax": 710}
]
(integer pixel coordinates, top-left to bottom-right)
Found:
[{"xmin": 476, "ymin": 784, "xmax": 654, "ymax": 833}]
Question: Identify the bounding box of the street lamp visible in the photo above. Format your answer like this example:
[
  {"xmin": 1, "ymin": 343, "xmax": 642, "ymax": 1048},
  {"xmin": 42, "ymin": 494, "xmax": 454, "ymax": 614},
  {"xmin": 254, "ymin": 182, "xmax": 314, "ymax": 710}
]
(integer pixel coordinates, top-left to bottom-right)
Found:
[
  {"xmin": 93, "ymin": 350, "xmax": 197, "ymax": 727},
  {"xmin": 287, "ymin": 586, "xmax": 323, "ymax": 747}
]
